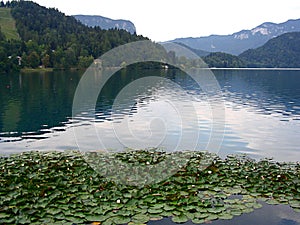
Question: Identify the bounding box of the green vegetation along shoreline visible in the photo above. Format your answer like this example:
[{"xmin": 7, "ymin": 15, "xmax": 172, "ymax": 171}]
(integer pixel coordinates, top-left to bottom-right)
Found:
[
  {"xmin": 20, "ymin": 67, "xmax": 54, "ymax": 73},
  {"xmin": 0, "ymin": 1, "xmax": 147, "ymax": 74},
  {"xmin": 1, "ymin": 1, "xmax": 300, "ymax": 74},
  {"xmin": 0, "ymin": 150, "xmax": 299, "ymax": 224}
]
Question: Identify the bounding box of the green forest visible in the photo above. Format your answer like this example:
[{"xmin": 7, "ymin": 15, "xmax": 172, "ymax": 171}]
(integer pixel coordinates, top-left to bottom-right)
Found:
[
  {"xmin": 239, "ymin": 32, "xmax": 300, "ymax": 68},
  {"xmin": 0, "ymin": 1, "xmax": 300, "ymax": 73},
  {"xmin": 0, "ymin": 1, "xmax": 146, "ymax": 73},
  {"xmin": 199, "ymin": 32, "xmax": 300, "ymax": 68}
]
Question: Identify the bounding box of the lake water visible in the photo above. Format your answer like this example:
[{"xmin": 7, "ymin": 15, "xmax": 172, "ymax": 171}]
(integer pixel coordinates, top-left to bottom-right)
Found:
[
  {"xmin": 0, "ymin": 68, "xmax": 300, "ymax": 224},
  {"xmin": 0, "ymin": 68, "xmax": 299, "ymax": 162}
]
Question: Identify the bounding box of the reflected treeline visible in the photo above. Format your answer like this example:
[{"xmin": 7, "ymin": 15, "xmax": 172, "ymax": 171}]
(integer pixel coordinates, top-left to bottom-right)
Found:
[
  {"xmin": 96, "ymin": 63, "xmax": 197, "ymax": 118},
  {"xmin": 0, "ymin": 71, "xmax": 83, "ymax": 137},
  {"xmin": 0, "ymin": 64, "xmax": 196, "ymax": 139},
  {"xmin": 1, "ymin": 67, "xmax": 299, "ymax": 140}
]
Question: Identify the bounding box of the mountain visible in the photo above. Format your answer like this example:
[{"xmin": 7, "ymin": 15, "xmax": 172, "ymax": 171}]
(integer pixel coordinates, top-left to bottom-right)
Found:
[
  {"xmin": 172, "ymin": 42, "xmax": 210, "ymax": 57},
  {"xmin": 170, "ymin": 18, "xmax": 300, "ymax": 55},
  {"xmin": 203, "ymin": 52, "xmax": 246, "ymax": 68},
  {"xmin": 74, "ymin": 15, "xmax": 136, "ymax": 34},
  {"xmin": 0, "ymin": 1, "xmax": 146, "ymax": 72},
  {"xmin": 239, "ymin": 32, "xmax": 300, "ymax": 68}
]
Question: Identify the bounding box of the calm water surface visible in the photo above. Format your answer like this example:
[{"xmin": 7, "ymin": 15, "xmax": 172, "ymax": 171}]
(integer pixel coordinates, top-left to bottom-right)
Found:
[
  {"xmin": 1, "ymin": 68, "xmax": 299, "ymax": 161},
  {"xmin": 0, "ymin": 68, "xmax": 300, "ymax": 224}
]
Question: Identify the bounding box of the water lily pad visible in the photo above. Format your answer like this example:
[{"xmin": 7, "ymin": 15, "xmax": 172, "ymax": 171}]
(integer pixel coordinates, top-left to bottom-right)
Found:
[
  {"xmin": 164, "ymin": 205, "xmax": 176, "ymax": 211},
  {"xmin": 218, "ymin": 213, "xmax": 233, "ymax": 220},
  {"xmin": 289, "ymin": 200, "xmax": 300, "ymax": 208},
  {"xmin": 266, "ymin": 199, "xmax": 280, "ymax": 205},
  {"xmin": 205, "ymin": 214, "xmax": 218, "ymax": 221},
  {"xmin": 148, "ymin": 208, "xmax": 163, "ymax": 214},
  {"xmin": 0, "ymin": 213, "xmax": 10, "ymax": 219},
  {"xmin": 0, "ymin": 150, "xmax": 299, "ymax": 224},
  {"xmin": 112, "ymin": 216, "xmax": 131, "ymax": 224},
  {"xmin": 131, "ymin": 214, "xmax": 149, "ymax": 224},
  {"xmin": 172, "ymin": 214, "xmax": 189, "ymax": 223},
  {"xmin": 86, "ymin": 215, "xmax": 107, "ymax": 222}
]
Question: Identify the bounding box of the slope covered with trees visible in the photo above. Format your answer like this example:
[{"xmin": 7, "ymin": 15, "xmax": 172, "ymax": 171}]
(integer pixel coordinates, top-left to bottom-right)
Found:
[
  {"xmin": 239, "ymin": 32, "xmax": 300, "ymax": 68},
  {"xmin": 203, "ymin": 52, "xmax": 246, "ymax": 68},
  {"xmin": 201, "ymin": 32, "xmax": 300, "ymax": 68},
  {"xmin": 0, "ymin": 1, "xmax": 146, "ymax": 73}
]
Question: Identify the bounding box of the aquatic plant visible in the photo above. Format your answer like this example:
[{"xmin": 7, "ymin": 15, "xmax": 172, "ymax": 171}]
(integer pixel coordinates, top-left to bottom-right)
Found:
[{"xmin": 0, "ymin": 150, "xmax": 299, "ymax": 224}]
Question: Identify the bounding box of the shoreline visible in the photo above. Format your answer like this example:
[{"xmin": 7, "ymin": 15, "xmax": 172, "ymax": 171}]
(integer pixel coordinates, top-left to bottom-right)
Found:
[
  {"xmin": 21, "ymin": 68, "xmax": 54, "ymax": 73},
  {"xmin": 20, "ymin": 67, "xmax": 88, "ymax": 73},
  {"xmin": 209, "ymin": 67, "xmax": 300, "ymax": 71},
  {"xmin": 19, "ymin": 67, "xmax": 300, "ymax": 73}
]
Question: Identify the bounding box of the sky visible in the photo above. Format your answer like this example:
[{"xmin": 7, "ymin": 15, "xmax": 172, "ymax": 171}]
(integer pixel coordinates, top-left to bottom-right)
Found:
[{"xmin": 28, "ymin": 0, "xmax": 300, "ymax": 42}]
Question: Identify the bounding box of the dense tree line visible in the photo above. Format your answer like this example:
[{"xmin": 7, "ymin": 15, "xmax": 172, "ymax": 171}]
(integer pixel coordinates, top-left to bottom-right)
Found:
[
  {"xmin": 0, "ymin": 0, "xmax": 147, "ymax": 73},
  {"xmin": 202, "ymin": 52, "xmax": 246, "ymax": 68}
]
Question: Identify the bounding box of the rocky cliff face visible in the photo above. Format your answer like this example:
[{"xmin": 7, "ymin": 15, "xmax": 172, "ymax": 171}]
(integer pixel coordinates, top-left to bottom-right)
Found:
[{"xmin": 74, "ymin": 15, "xmax": 136, "ymax": 34}]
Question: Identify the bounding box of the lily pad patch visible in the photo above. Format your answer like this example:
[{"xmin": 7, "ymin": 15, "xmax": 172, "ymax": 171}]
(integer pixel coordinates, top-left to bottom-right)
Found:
[{"xmin": 0, "ymin": 150, "xmax": 299, "ymax": 224}]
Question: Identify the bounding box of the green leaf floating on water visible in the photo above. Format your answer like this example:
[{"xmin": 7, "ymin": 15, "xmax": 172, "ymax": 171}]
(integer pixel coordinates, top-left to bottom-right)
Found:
[
  {"xmin": 172, "ymin": 214, "xmax": 189, "ymax": 223},
  {"xmin": 0, "ymin": 150, "xmax": 299, "ymax": 224},
  {"xmin": 218, "ymin": 212, "xmax": 234, "ymax": 220},
  {"xmin": 0, "ymin": 213, "xmax": 10, "ymax": 219}
]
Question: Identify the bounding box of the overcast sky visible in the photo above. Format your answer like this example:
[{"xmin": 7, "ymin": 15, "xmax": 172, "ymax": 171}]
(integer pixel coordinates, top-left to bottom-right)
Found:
[{"xmin": 30, "ymin": 0, "xmax": 300, "ymax": 42}]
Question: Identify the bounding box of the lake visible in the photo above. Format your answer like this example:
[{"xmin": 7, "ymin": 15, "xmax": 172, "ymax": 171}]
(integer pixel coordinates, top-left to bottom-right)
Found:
[
  {"xmin": 1, "ymin": 68, "xmax": 299, "ymax": 162},
  {"xmin": 0, "ymin": 68, "xmax": 300, "ymax": 224}
]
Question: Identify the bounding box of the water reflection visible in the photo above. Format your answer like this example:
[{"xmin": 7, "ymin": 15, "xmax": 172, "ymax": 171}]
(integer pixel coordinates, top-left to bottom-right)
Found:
[
  {"xmin": 215, "ymin": 69, "xmax": 300, "ymax": 120},
  {"xmin": 0, "ymin": 71, "xmax": 82, "ymax": 140},
  {"xmin": 0, "ymin": 68, "xmax": 299, "ymax": 162},
  {"xmin": 149, "ymin": 202, "xmax": 300, "ymax": 225}
]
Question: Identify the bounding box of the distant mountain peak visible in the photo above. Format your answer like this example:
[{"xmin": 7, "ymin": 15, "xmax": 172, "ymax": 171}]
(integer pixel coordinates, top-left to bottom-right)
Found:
[
  {"xmin": 74, "ymin": 15, "xmax": 136, "ymax": 34},
  {"xmin": 170, "ymin": 18, "xmax": 300, "ymax": 55}
]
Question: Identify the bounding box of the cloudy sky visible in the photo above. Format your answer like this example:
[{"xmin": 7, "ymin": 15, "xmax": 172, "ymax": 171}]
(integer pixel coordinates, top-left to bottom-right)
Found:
[{"xmin": 31, "ymin": 0, "xmax": 300, "ymax": 42}]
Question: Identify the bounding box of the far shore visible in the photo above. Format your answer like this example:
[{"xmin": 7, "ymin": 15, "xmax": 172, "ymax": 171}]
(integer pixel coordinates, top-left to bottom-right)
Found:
[
  {"xmin": 21, "ymin": 67, "xmax": 54, "ymax": 73},
  {"xmin": 20, "ymin": 67, "xmax": 89, "ymax": 73},
  {"xmin": 20, "ymin": 67, "xmax": 300, "ymax": 73},
  {"xmin": 209, "ymin": 67, "xmax": 300, "ymax": 70}
]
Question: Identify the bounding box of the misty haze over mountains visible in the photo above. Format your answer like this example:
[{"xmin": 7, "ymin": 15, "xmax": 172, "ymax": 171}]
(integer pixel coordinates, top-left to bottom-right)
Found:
[{"xmin": 169, "ymin": 19, "xmax": 300, "ymax": 55}]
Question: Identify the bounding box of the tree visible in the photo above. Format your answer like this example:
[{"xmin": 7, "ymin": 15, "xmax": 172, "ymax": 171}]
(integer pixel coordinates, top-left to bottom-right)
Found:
[
  {"xmin": 41, "ymin": 54, "xmax": 50, "ymax": 68},
  {"xmin": 0, "ymin": 0, "xmax": 147, "ymax": 72},
  {"xmin": 78, "ymin": 55, "xmax": 93, "ymax": 69},
  {"xmin": 0, "ymin": 27, "xmax": 6, "ymax": 41},
  {"xmin": 27, "ymin": 51, "xmax": 40, "ymax": 68}
]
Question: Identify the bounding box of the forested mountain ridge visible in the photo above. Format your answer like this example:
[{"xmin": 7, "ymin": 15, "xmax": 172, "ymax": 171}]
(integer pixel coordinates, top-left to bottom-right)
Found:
[
  {"xmin": 239, "ymin": 32, "xmax": 300, "ymax": 68},
  {"xmin": 74, "ymin": 15, "xmax": 136, "ymax": 34},
  {"xmin": 202, "ymin": 52, "xmax": 246, "ymax": 68},
  {"xmin": 201, "ymin": 32, "xmax": 300, "ymax": 68},
  {"xmin": 0, "ymin": 1, "xmax": 146, "ymax": 72}
]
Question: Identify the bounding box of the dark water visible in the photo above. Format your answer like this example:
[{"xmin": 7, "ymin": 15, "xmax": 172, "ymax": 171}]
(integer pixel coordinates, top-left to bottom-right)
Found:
[
  {"xmin": 0, "ymin": 68, "xmax": 300, "ymax": 224},
  {"xmin": 1, "ymin": 68, "xmax": 299, "ymax": 161}
]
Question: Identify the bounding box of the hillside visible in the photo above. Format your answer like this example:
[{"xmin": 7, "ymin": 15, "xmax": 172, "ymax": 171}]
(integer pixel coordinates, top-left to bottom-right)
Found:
[
  {"xmin": 202, "ymin": 52, "xmax": 246, "ymax": 68},
  {"xmin": 0, "ymin": 1, "xmax": 146, "ymax": 72},
  {"xmin": 239, "ymin": 32, "xmax": 300, "ymax": 68},
  {"xmin": 200, "ymin": 32, "xmax": 300, "ymax": 68},
  {"xmin": 0, "ymin": 7, "xmax": 19, "ymax": 40},
  {"xmin": 170, "ymin": 18, "xmax": 300, "ymax": 55},
  {"xmin": 172, "ymin": 42, "xmax": 210, "ymax": 57},
  {"xmin": 74, "ymin": 15, "xmax": 136, "ymax": 34}
]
